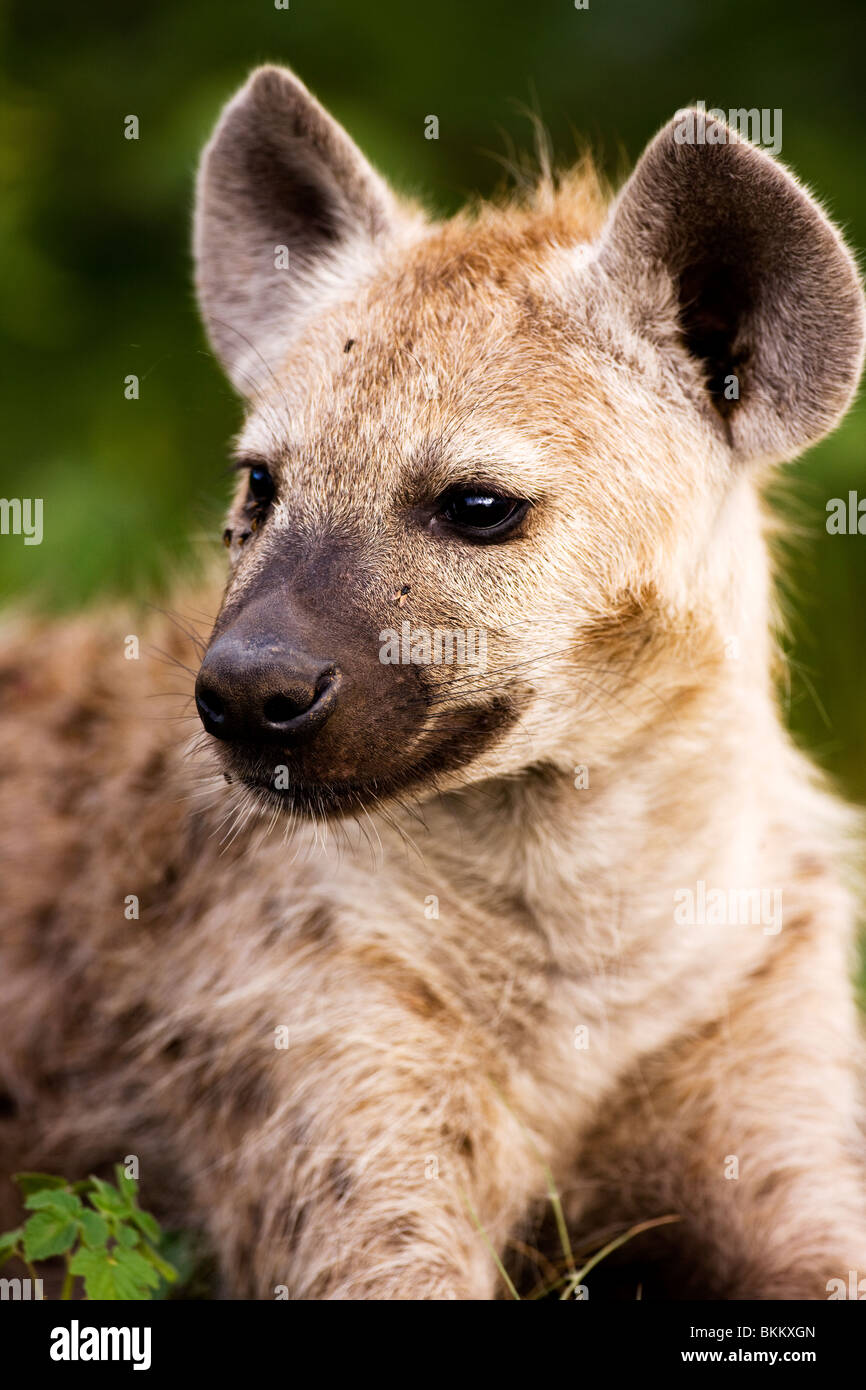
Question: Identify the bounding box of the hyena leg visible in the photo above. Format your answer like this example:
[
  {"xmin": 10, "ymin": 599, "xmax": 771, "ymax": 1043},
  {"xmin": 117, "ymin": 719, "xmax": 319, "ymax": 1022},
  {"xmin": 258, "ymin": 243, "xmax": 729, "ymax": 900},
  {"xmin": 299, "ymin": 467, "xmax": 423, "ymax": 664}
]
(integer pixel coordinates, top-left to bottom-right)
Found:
[
  {"xmin": 179, "ymin": 993, "xmax": 543, "ymax": 1300},
  {"xmin": 569, "ymin": 955, "xmax": 866, "ymax": 1299}
]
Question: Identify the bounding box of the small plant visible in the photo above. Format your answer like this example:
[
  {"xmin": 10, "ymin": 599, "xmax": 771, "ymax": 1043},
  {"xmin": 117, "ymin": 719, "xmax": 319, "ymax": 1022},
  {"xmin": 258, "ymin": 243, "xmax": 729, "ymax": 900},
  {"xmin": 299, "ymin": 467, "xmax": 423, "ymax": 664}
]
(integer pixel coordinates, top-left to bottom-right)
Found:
[{"xmin": 0, "ymin": 1166, "xmax": 178, "ymax": 1300}]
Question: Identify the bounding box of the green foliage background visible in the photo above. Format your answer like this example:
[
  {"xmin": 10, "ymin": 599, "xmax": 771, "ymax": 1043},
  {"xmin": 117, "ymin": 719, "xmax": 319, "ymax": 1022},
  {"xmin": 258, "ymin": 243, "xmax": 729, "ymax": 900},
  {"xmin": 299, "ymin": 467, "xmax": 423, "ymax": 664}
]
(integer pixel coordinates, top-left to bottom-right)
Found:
[{"xmin": 1, "ymin": 0, "xmax": 865, "ymax": 798}]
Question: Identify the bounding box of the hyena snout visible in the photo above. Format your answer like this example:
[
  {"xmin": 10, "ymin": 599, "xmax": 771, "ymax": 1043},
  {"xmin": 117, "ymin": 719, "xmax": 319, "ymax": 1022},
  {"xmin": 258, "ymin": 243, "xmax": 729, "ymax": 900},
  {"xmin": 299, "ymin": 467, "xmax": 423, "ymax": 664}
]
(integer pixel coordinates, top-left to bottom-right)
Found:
[
  {"xmin": 195, "ymin": 600, "xmax": 341, "ymax": 747},
  {"xmin": 194, "ymin": 562, "xmax": 472, "ymax": 814}
]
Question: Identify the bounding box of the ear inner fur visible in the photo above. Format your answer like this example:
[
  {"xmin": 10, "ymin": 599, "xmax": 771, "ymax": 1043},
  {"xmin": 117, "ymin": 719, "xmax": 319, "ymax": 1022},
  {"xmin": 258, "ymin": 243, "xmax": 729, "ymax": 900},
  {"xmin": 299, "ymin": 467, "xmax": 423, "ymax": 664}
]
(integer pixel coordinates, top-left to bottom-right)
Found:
[
  {"xmin": 596, "ymin": 109, "xmax": 866, "ymax": 464},
  {"xmin": 194, "ymin": 65, "xmax": 412, "ymax": 393}
]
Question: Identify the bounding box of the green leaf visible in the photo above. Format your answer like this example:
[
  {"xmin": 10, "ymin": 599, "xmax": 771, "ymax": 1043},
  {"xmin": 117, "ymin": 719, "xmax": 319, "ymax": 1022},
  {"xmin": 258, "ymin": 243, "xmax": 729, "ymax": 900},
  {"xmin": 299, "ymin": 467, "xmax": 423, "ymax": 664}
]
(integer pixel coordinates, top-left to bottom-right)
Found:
[
  {"xmin": 105, "ymin": 1167, "xmax": 162, "ymax": 1242},
  {"xmin": 130, "ymin": 1208, "xmax": 161, "ymax": 1242},
  {"xmin": 68, "ymin": 1246, "xmax": 119, "ymax": 1301},
  {"xmin": 139, "ymin": 1240, "xmax": 178, "ymax": 1284},
  {"xmin": 79, "ymin": 1210, "xmax": 109, "ymax": 1248},
  {"xmin": 113, "ymin": 1164, "xmax": 139, "ymax": 1209},
  {"xmin": 0, "ymin": 1228, "xmax": 24, "ymax": 1269},
  {"xmin": 25, "ymin": 1189, "xmax": 82, "ymax": 1218},
  {"xmin": 115, "ymin": 1246, "xmax": 160, "ymax": 1292},
  {"xmin": 88, "ymin": 1178, "xmax": 127, "ymax": 1217},
  {"xmin": 23, "ymin": 1211, "xmax": 79, "ymax": 1260},
  {"xmin": 14, "ymin": 1172, "xmax": 69, "ymax": 1196},
  {"xmin": 89, "ymin": 1194, "xmax": 123, "ymax": 1219},
  {"xmin": 115, "ymin": 1222, "xmax": 139, "ymax": 1248},
  {"xmin": 70, "ymin": 1244, "xmax": 159, "ymax": 1300},
  {"xmin": 0, "ymin": 1227, "xmax": 24, "ymax": 1255}
]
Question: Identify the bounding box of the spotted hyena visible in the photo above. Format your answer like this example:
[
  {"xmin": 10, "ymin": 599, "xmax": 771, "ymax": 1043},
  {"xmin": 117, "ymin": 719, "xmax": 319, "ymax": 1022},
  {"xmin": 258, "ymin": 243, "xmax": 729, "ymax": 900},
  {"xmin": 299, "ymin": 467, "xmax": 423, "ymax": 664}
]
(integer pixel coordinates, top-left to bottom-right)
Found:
[{"xmin": 1, "ymin": 66, "xmax": 865, "ymax": 1300}]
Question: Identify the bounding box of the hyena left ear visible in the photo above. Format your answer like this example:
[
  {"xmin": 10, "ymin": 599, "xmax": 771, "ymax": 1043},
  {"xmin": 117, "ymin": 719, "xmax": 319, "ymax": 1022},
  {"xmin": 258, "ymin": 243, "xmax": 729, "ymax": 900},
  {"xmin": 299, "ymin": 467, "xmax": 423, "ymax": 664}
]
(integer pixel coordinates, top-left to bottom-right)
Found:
[
  {"xmin": 596, "ymin": 109, "xmax": 866, "ymax": 463},
  {"xmin": 194, "ymin": 65, "xmax": 407, "ymax": 394}
]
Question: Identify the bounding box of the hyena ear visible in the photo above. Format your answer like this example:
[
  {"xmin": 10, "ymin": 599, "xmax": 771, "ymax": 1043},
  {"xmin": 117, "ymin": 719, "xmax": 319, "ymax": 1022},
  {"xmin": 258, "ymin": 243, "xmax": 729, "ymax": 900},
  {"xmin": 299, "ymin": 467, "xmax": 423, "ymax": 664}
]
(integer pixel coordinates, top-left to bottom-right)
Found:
[
  {"xmin": 596, "ymin": 109, "xmax": 866, "ymax": 463},
  {"xmin": 194, "ymin": 65, "xmax": 405, "ymax": 393}
]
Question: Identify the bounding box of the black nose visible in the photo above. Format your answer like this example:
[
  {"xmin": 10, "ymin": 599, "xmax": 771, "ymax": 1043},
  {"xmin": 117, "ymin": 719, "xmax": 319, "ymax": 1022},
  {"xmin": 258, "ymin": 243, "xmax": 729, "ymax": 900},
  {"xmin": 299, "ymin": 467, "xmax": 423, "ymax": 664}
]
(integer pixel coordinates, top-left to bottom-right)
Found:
[{"xmin": 195, "ymin": 634, "xmax": 341, "ymax": 745}]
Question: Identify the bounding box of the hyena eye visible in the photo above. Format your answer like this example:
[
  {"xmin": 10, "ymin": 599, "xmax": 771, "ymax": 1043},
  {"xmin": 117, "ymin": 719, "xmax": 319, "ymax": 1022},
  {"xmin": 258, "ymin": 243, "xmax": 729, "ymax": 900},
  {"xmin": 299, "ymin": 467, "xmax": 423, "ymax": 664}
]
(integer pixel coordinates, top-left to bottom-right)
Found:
[
  {"xmin": 247, "ymin": 465, "xmax": 275, "ymax": 505},
  {"xmin": 439, "ymin": 489, "xmax": 528, "ymax": 539}
]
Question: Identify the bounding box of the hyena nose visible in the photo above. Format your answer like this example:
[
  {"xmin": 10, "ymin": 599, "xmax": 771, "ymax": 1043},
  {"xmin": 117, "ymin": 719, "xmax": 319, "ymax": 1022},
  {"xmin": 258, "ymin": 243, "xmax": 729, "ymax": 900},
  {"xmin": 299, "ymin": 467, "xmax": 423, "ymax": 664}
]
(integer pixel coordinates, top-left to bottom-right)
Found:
[{"xmin": 195, "ymin": 635, "xmax": 341, "ymax": 745}]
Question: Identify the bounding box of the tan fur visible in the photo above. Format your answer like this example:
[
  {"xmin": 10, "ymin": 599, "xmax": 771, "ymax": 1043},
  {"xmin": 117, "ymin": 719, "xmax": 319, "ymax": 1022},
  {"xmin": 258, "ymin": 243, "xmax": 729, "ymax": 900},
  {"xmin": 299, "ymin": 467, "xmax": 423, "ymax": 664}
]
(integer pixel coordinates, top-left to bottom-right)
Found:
[{"xmin": 1, "ymin": 69, "xmax": 865, "ymax": 1299}]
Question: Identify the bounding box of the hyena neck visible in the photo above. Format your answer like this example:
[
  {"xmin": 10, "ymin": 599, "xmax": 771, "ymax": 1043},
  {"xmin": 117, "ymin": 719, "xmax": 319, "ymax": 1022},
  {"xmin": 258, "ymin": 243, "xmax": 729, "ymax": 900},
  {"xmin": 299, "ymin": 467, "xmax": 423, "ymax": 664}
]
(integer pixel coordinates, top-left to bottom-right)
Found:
[{"xmin": 385, "ymin": 679, "xmax": 805, "ymax": 962}]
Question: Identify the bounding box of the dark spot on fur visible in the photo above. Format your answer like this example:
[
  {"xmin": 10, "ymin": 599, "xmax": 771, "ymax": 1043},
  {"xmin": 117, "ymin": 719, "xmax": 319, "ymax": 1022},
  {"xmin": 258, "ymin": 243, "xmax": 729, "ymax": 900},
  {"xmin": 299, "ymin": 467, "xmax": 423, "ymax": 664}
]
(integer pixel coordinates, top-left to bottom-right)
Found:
[
  {"xmin": 162, "ymin": 1036, "xmax": 187, "ymax": 1061},
  {"xmin": 0, "ymin": 664, "xmax": 31, "ymax": 703},
  {"xmin": 39, "ymin": 1071, "xmax": 66, "ymax": 1097},
  {"xmin": 117, "ymin": 1004, "xmax": 152, "ymax": 1039},
  {"xmin": 56, "ymin": 698, "xmax": 101, "ymax": 746},
  {"xmin": 328, "ymin": 1157, "xmax": 353, "ymax": 1203},
  {"xmin": 0, "ymin": 1091, "xmax": 19, "ymax": 1119},
  {"xmin": 400, "ymin": 978, "xmax": 445, "ymax": 1018},
  {"xmin": 233, "ymin": 1068, "xmax": 274, "ymax": 1120},
  {"xmin": 753, "ymin": 1171, "xmax": 783, "ymax": 1202},
  {"xmin": 155, "ymin": 861, "xmax": 179, "ymax": 895},
  {"xmin": 297, "ymin": 905, "xmax": 335, "ymax": 945},
  {"xmin": 344, "ymin": 338, "xmax": 355, "ymax": 352},
  {"xmin": 34, "ymin": 903, "xmax": 58, "ymax": 934},
  {"xmin": 135, "ymin": 750, "xmax": 167, "ymax": 791},
  {"xmin": 383, "ymin": 1217, "xmax": 420, "ymax": 1250},
  {"xmin": 441, "ymin": 1124, "xmax": 474, "ymax": 1158}
]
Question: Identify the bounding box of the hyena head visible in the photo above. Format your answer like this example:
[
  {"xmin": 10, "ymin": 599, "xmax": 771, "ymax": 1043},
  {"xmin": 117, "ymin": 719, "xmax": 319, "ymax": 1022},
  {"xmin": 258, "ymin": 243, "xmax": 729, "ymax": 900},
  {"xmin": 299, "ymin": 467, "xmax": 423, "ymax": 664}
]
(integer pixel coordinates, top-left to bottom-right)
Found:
[{"xmin": 193, "ymin": 66, "xmax": 864, "ymax": 819}]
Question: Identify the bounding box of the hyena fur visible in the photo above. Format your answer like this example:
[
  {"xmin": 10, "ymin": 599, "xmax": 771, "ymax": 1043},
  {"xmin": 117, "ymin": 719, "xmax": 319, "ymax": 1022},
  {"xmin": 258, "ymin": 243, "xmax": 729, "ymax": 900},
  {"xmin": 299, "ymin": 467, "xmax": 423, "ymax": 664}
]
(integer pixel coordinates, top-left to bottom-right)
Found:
[{"xmin": 1, "ymin": 66, "xmax": 865, "ymax": 1300}]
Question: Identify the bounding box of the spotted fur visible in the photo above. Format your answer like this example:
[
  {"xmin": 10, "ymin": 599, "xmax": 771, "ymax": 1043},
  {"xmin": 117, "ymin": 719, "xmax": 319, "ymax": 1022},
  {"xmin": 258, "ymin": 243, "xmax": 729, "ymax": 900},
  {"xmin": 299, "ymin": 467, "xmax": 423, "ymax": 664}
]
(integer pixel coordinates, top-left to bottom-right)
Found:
[{"xmin": 1, "ymin": 67, "xmax": 865, "ymax": 1299}]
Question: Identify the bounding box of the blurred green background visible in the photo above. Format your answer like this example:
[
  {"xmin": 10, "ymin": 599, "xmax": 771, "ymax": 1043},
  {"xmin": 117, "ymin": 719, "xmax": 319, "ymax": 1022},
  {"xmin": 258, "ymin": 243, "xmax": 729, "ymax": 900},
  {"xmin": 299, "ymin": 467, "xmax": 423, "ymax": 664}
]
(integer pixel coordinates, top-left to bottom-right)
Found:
[{"xmin": 2, "ymin": 0, "xmax": 866, "ymax": 798}]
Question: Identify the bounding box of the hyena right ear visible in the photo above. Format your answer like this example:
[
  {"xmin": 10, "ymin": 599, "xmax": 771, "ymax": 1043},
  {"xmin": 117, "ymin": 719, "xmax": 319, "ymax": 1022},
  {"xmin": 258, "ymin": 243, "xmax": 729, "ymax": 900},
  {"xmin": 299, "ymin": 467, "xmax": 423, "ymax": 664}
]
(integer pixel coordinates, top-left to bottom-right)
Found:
[
  {"xmin": 596, "ymin": 109, "xmax": 866, "ymax": 464},
  {"xmin": 194, "ymin": 65, "xmax": 408, "ymax": 394}
]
